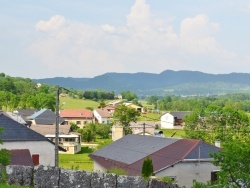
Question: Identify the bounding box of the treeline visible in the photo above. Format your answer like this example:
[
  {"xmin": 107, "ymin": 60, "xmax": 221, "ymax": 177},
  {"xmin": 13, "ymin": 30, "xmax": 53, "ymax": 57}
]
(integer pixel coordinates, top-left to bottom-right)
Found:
[
  {"xmin": 0, "ymin": 73, "xmax": 115, "ymax": 111},
  {"xmin": 0, "ymin": 73, "xmax": 57, "ymax": 111},
  {"xmin": 146, "ymin": 93, "xmax": 250, "ymax": 112}
]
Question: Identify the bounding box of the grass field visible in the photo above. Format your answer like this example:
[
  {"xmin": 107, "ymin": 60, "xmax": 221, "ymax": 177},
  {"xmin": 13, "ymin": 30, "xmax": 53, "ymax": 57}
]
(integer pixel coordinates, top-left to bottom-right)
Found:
[
  {"xmin": 161, "ymin": 129, "xmax": 186, "ymax": 138},
  {"xmin": 59, "ymin": 147, "xmax": 94, "ymax": 171},
  {"xmin": 60, "ymin": 98, "xmax": 99, "ymax": 109}
]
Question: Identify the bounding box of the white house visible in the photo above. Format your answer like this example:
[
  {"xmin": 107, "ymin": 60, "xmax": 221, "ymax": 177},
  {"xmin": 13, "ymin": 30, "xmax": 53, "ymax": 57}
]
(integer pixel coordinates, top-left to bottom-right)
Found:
[
  {"xmin": 161, "ymin": 111, "xmax": 191, "ymax": 129},
  {"xmin": 0, "ymin": 111, "xmax": 65, "ymax": 166},
  {"xmin": 93, "ymin": 109, "xmax": 111, "ymax": 124}
]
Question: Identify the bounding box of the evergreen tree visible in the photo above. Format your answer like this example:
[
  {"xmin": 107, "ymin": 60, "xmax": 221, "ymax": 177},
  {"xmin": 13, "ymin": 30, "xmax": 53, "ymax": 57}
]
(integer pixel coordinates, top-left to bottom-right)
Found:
[{"xmin": 142, "ymin": 156, "xmax": 154, "ymax": 178}]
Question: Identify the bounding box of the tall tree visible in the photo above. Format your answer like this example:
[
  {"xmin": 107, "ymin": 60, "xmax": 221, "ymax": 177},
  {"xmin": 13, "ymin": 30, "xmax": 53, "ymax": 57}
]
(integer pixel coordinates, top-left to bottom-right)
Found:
[{"xmin": 112, "ymin": 104, "xmax": 141, "ymax": 127}]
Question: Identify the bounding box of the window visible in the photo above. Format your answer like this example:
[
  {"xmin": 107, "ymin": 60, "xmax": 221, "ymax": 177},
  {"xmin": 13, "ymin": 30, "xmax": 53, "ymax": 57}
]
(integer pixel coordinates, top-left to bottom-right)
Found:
[
  {"xmin": 211, "ymin": 171, "xmax": 219, "ymax": 182},
  {"xmin": 32, "ymin": 154, "xmax": 39, "ymax": 165},
  {"xmin": 76, "ymin": 121, "xmax": 81, "ymax": 125}
]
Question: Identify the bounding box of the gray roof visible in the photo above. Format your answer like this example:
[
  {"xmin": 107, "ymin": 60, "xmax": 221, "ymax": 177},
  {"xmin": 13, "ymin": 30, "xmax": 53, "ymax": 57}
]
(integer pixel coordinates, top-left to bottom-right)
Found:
[
  {"xmin": 15, "ymin": 109, "xmax": 38, "ymax": 117},
  {"xmin": 6, "ymin": 112, "xmax": 27, "ymax": 124},
  {"xmin": 91, "ymin": 134, "xmax": 179, "ymax": 164},
  {"xmin": 28, "ymin": 109, "xmax": 65, "ymax": 125},
  {"xmin": 167, "ymin": 111, "xmax": 191, "ymax": 119},
  {"xmin": 0, "ymin": 112, "xmax": 48, "ymax": 141}
]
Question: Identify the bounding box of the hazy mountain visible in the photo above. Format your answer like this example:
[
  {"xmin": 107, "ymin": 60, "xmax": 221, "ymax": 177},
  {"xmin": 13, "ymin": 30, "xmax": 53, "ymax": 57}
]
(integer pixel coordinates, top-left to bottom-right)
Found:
[{"xmin": 32, "ymin": 70, "xmax": 250, "ymax": 96}]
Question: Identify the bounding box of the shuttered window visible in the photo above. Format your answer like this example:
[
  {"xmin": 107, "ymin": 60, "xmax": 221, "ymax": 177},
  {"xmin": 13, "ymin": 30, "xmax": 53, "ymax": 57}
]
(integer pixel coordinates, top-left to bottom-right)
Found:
[{"xmin": 32, "ymin": 154, "xmax": 39, "ymax": 165}]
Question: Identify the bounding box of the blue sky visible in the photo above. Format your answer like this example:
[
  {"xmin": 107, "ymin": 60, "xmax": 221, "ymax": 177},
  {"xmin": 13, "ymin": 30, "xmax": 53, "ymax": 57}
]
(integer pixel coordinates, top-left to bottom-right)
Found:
[{"xmin": 1, "ymin": 0, "xmax": 250, "ymax": 78}]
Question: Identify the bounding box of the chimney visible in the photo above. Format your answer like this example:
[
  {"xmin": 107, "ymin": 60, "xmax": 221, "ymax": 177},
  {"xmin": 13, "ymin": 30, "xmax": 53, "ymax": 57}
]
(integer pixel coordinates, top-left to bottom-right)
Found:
[{"xmin": 215, "ymin": 140, "xmax": 220, "ymax": 148}]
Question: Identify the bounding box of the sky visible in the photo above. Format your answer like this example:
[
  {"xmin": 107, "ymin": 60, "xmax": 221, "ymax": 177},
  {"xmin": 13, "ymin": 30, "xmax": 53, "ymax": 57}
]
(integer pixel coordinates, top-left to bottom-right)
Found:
[{"xmin": 1, "ymin": 0, "xmax": 250, "ymax": 79}]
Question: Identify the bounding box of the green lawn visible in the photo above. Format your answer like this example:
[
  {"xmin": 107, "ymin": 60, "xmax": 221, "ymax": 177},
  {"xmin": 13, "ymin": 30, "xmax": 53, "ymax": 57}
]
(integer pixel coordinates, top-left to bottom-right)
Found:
[
  {"xmin": 161, "ymin": 129, "xmax": 186, "ymax": 138},
  {"xmin": 139, "ymin": 112, "xmax": 161, "ymax": 122},
  {"xmin": 59, "ymin": 147, "xmax": 94, "ymax": 171},
  {"xmin": 60, "ymin": 98, "xmax": 99, "ymax": 109}
]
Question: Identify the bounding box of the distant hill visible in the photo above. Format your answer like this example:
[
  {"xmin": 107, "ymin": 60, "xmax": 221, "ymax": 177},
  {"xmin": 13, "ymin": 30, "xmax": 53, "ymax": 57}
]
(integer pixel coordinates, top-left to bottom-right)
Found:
[{"xmin": 32, "ymin": 70, "xmax": 250, "ymax": 96}]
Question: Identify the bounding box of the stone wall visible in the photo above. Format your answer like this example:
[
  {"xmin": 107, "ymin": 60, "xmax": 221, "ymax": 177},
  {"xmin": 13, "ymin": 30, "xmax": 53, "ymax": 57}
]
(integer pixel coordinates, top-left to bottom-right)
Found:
[{"xmin": 0, "ymin": 165, "xmax": 180, "ymax": 188}]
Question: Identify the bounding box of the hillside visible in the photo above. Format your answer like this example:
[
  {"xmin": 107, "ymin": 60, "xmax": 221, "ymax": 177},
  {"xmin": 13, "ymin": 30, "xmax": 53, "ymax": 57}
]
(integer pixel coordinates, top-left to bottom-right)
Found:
[{"xmin": 32, "ymin": 70, "xmax": 250, "ymax": 96}]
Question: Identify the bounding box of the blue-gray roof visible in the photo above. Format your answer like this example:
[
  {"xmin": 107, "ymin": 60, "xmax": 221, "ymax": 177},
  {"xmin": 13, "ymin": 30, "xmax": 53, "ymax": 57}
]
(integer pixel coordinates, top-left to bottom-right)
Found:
[
  {"xmin": 28, "ymin": 109, "xmax": 65, "ymax": 125},
  {"xmin": 184, "ymin": 141, "xmax": 220, "ymax": 159},
  {"xmin": 0, "ymin": 113, "xmax": 48, "ymax": 141},
  {"xmin": 91, "ymin": 134, "xmax": 179, "ymax": 164}
]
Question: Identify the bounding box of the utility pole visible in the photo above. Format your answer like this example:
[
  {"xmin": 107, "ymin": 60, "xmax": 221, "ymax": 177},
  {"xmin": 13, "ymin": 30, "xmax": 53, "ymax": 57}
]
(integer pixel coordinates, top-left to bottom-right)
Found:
[{"xmin": 55, "ymin": 85, "xmax": 59, "ymax": 167}]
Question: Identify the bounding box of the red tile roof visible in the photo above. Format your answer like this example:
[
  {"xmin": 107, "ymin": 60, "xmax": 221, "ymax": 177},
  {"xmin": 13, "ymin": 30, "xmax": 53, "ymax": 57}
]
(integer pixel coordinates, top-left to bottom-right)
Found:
[{"xmin": 60, "ymin": 109, "xmax": 93, "ymax": 118}]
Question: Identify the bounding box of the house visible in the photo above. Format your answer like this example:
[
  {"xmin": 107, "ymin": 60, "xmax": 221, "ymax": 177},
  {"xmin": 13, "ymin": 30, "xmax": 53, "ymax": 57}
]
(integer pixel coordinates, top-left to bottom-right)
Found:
[
  {"xmin": 161, "ymin": 111, "xmax": 191, "ymax": 129},
  {"xmin": 129, "ymin": 121, "xmax": 156, "ymax": 135},
  {"xmin": 124, "ymin": 103, "xmax": 142, "ymax": 112},
  {"xmin": 6, "ymin": 112, "xmax": 28, "ymax": 125},
  {"xmin": 9, "ymin": 149, "xmax": 34, "ymax": 167},
  {"xmin": 60, "ymin": 109, "xmax": 94, "ymax": 128},
  {"xmin": 89, "ymin": 134, "xmax": 221, "ymax": 188},
  {"xmin": 28, "ymin": 108, "xmax": 65, "ymax": 125},
  {"xmin": 108, "ymin": 100, "xmax": 123, "ymax": 107},
  {"xmin": 103, "ymin": 105, "xmax": 116, "ymax": 114},
  {"xmin": 93, "ymin": 109, "xmax": 111, "ymax": 124},
  {"xmin": 0, "ymin": 111, "xmax": 63, "ymax": 166},
  {"xmin": 30, "ymin": 124, "xmax": 81, "ymax": 154},
  {"xmin": 111, "ymin": 121, "xmax": 157, "ymax": 141},
  {"xmin": 14, "ymin": 108, "xmax": 38, "ymax": 118}
]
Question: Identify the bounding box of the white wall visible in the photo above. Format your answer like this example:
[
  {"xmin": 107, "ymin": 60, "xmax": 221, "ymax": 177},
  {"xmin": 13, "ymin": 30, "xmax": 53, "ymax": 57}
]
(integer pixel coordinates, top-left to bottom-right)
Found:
[
  {"xmin": 155, "ymin": 160, "xmax": 220, "ymax": 188},
  {"xmin": 93, "ymin": 161, "xmax": 107, "ymax": 173},
  {"xmin": 93, "ymin": 110, "xmax": 110, "ymax": 124},
  {"xmin": 160, "ymin": 113, "xmax": 174, "ymax": 129},
  {"xmin": 0, "ymin": 141, "xmax": 55, "ymax": 166}
]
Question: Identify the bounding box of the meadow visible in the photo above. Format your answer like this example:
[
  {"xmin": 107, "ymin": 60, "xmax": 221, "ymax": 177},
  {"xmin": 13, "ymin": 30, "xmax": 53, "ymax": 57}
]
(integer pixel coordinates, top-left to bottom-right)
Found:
[{"xmin": 59, "ymin": 147, "xmax": 94, "ymax": 171}]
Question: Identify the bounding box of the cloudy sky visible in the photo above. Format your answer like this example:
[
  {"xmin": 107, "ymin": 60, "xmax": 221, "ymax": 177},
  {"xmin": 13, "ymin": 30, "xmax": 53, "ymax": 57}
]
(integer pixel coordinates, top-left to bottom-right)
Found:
[{"xmin": 1, "ymin": 0, "xmax": 250, "ymax": 79}]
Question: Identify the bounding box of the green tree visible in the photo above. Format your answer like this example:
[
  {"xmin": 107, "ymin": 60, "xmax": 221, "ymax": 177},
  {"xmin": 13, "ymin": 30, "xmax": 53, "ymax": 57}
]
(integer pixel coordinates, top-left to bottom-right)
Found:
[
  {"xmin": 209, "ymin": 137, "xmax": 250, "ymax": 187},
  {"xmin": 0, "ymin": 127, "xmax": 12, "ymax": 166},
  {"xmin": 96, "ymin": 124, "xmax": 110, "ymax": 139},
  {"xmin": 98, "ymin": 99, "xmax": 106, "ymax": 108},
  {"xmin": 120, "ymin": 91, "xmax": 137, "ymax": 101},
  {"xmin": 142, "ymin": 156, "xmax": 154, "ymax": 179},
  {"xmin": 112, "ymin": 104, "xmax": 141, "ymax": 127},
  {"xmin": 77, "ymin": 123, "xmax": 97, "ymax": 142},
  {"xmin": 70, "ymin": 123, "xmax": 79, "ymax": 132}
]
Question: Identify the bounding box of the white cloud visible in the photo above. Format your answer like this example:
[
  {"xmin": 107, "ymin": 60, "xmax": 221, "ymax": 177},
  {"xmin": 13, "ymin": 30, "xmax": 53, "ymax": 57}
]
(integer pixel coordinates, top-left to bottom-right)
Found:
[
  {"xmin": 126, "ymin": 0, "xmax": 152, "ymax": 34},
  {"xmin": 28, "ymin": 0, "xmax": 240, "ymax": 77},
  {"xmin": 101, "ymin": 24, "xmax": 116, "ymax": 33},
  {"xmin": 35, "ymin": 15, "xmax": 66, "ymax": 32}
]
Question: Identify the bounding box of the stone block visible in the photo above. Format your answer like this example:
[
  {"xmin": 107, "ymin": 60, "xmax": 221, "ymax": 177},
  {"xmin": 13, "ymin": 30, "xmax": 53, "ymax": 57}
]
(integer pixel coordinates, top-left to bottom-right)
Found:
[
  {"xmin": 91, "ymin": 172, "xmax": 117, "ymax": 188},
  {"xmin": 34, "ymin": 165, "xmax": 59, "ymax": 188},
  {"xmin": 149, "ymin": 178, "xmax": 179, "ymax": 188},
  {"xmin": 117, "ymin": 175, "xmax": 148, "ymax": 188},
  {"xmin": 6, "ymin": 165, "xmax": 33, "ymax": 186},
  {"xmin": 59, "ymin": 168, "xmax": 91, "ymax": 188}
]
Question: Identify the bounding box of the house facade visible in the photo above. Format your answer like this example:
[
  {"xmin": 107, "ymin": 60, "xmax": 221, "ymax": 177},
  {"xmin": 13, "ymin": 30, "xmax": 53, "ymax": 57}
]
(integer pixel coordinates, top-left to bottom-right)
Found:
[
  {"xmin": 30, "ymin": 124, "xmax": 81, "ymax": 154},
  {"xmin": 45, "ymin": 133, "xmax": 81, "ymax": 154},
  {"xmin": 90, "ymin": 134, "xmax": 220, "ymax": 188},
  {"xmin": 93, "ymin": 109, "xmax": 111, "ymax": 124},
  {"xmin": 0, "ymin": 112, "xmax": 60, "ymax": 166},
  {"xmin": 161, "ymin": 111, "xmax": 191, "ymax": 129},
  {"xmin": 60, "ymin": 109, "xmax": 94, "ymax": 128}
]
